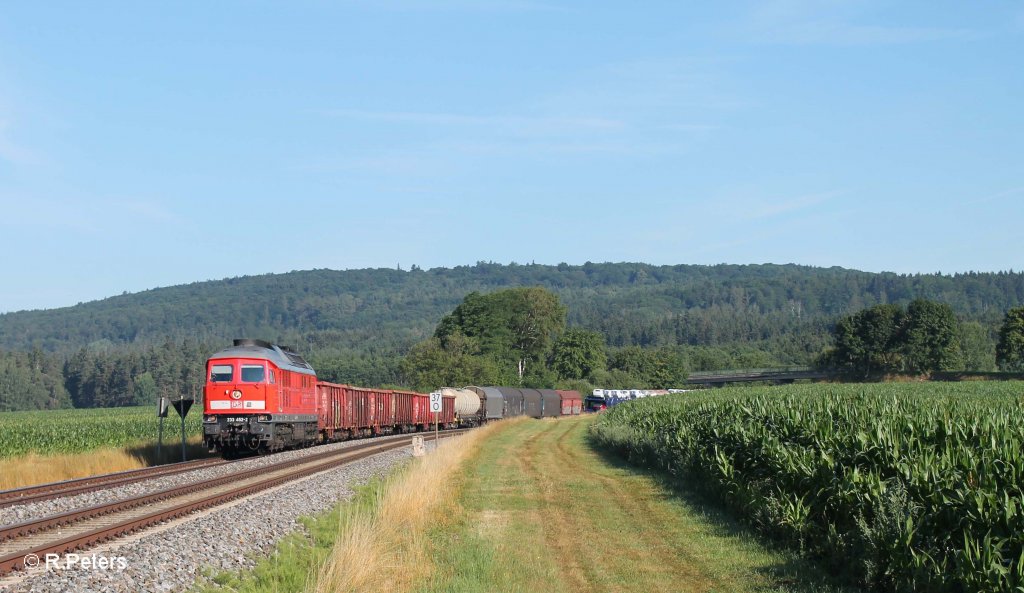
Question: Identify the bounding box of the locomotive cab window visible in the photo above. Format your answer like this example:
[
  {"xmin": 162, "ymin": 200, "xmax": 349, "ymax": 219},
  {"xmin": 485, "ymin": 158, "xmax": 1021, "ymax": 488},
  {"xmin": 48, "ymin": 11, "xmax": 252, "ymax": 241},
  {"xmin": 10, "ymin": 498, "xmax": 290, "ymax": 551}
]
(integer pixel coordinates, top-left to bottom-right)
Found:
[
  {"xmin": 210, "ymin": 364, "xmax": 233, "ymax": 382},
  {"xmin": 241, "ymin": 364, "xmax": 266, "ymax": 383}
]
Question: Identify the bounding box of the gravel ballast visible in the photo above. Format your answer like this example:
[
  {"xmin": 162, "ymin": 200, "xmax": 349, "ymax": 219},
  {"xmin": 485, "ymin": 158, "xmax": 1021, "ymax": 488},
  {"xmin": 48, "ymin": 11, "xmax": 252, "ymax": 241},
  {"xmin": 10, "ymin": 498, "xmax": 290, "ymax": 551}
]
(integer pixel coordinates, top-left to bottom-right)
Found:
[
  {"xmin": 0, "ymin": 441, "xmax": 432, "ymax": 593},
  {"xmin": 0, "ymin": 438, "xmax": 411, "ymax": 527}
]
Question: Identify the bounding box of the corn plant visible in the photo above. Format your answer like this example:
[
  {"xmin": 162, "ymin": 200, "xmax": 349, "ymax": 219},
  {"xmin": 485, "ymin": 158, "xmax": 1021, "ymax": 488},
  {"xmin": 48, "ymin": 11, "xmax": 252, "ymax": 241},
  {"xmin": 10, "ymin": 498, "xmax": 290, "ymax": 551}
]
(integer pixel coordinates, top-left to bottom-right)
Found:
[
  {"xmin": 0, "ymin": 406, "xmax": 203, "ymax": 458},
  {"xmin": 590, "ymin": 382, "xmax": 1024, "ymax": 593}
]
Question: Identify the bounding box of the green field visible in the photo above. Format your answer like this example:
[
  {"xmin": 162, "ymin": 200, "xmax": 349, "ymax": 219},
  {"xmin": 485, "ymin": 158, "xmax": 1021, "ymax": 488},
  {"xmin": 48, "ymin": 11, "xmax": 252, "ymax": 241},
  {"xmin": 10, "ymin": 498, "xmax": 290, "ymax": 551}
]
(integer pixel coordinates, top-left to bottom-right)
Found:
[
  {"xmin": 0, "ymin": 406, "xmax": 203, "ymax": 458},
  {"xmin": 591, "ymin": 382, "xmax": 1024, "ymax": 593}
]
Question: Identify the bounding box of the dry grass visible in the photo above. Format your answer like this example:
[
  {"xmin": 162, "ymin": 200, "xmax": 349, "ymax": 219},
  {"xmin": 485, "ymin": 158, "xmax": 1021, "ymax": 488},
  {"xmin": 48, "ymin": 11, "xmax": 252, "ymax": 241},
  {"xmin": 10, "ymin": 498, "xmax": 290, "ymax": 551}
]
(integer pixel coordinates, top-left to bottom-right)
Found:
[
  {"xmin": 0, "ymin": 435, "xmax": 210, "ymax": 490},
  {"xmin": 0, "ymin": 449, "xmax": 147, "ymax": 490},
  {"xmin": 311, "ymin": 421, "xmax": 517, "ymax": 593}
]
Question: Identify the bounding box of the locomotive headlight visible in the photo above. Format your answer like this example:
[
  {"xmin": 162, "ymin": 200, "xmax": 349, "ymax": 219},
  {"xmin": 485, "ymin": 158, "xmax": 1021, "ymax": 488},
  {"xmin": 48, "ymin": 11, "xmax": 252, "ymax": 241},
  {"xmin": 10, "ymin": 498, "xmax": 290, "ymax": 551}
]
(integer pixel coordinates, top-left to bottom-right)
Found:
[
  {"xmin": 204, "ymin": 415, "xmax": 218, "ymax": 423},
  {"xmin": 231, "ymin": 390, "xmax": 243, "ymax": 400}
]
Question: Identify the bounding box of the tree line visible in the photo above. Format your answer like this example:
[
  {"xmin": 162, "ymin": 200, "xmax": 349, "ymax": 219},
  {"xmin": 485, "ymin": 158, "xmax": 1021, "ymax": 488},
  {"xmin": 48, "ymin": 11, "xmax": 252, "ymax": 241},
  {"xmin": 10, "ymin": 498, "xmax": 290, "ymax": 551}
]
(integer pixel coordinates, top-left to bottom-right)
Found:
[
  {"xmin": 0, "ymin": 339, "xmax": 211, "ymax": 412},
  {"xmin": 3, "ymin": 262, "xmax": 1024, "ymax": 410},
  {"xmin": 820, "ymin": 300, "xmax": 1024, "ymax": 377},
  {"xmin": 2, "ymin": 264, "xmax": 1022, "ymax": 364}
]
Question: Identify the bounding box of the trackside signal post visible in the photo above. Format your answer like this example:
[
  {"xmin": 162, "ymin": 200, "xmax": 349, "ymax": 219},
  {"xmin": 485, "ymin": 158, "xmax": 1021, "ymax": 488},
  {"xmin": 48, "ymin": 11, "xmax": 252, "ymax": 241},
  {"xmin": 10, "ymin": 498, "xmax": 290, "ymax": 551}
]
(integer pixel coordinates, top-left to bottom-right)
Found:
[
  {"xmin": 171, "ymin": 396, "xmax": 194, "ymax": 462},
  {"xmin": 429, "ymin": 391, "xmax": 442, "ymax": 446}
]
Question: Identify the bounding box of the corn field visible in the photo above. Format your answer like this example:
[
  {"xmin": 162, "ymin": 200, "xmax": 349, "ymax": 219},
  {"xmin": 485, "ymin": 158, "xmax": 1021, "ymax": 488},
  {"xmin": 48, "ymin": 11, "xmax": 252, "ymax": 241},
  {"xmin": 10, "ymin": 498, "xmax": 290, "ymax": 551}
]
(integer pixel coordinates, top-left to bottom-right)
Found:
[
  {"xmin": 590, "ymin": 382, "xmax": 1024, "ymax": 593},
  {"xmin": 0, "ymin": 406, "xmax": 203, "ymax": 458}
]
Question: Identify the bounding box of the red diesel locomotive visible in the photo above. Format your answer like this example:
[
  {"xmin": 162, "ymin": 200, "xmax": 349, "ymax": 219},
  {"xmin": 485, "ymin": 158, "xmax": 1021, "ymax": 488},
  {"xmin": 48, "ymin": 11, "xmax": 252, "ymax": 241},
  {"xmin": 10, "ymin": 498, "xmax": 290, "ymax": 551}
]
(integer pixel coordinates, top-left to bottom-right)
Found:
[{"xmin": 203, "ymin": 339, "xmax": 454, "ymax": 457}]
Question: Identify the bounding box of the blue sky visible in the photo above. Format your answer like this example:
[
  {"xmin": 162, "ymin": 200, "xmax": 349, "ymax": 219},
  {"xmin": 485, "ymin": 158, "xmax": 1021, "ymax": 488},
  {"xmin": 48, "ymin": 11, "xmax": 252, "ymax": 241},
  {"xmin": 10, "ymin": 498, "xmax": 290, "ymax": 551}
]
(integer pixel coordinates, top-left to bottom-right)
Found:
[{"xmin": 0, "ymin": 1, "xmax": 1021, "ymax": 313}]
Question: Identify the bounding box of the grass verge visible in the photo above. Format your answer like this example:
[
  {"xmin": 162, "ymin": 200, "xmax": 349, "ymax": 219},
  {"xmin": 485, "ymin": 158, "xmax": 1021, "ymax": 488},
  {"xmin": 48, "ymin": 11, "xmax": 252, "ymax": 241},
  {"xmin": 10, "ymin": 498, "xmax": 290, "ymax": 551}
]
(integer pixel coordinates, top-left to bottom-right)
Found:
[
  {"xmin": 418, "ymin": 415, "xmax": 856, "ymax": 593},
  {"xmin": 194, "ymin": 475, "xmax": 391, "ymax": 593},
  {"xmin": 194, "ymin": 424, "xmax": 508, "ymax": 593}
]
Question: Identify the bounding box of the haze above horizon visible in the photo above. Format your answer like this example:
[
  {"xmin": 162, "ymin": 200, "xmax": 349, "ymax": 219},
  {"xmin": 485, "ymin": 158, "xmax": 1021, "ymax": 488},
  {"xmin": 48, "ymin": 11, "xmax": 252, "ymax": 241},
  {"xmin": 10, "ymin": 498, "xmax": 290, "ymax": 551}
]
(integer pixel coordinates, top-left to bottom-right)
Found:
[{"xmin": 1, "ymin": 1, "xmax": 1021, "ymax": 313}]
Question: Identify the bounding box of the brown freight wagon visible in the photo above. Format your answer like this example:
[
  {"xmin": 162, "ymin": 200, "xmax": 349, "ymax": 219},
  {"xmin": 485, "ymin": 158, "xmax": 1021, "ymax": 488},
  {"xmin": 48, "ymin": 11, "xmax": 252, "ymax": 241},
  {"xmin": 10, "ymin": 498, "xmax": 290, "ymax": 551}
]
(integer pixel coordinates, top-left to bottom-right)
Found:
[
  {"xmin": 556, "ymin": 390, "xmax": 582, "ymax": 415},
  {"xmin": 391, "ymin": 389, "xmax": 422, "ymax": 432},
  {"xmin": 316, "ymin": 382, "xmax": 346, "ymax": 441}
]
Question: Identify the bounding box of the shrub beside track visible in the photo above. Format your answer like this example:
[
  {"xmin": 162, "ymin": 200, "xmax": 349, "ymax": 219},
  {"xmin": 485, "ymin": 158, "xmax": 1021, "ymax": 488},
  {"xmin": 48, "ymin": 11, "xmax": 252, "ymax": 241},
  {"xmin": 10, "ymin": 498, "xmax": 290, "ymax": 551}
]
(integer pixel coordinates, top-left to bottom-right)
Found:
[{"xmin": 590, "ymin": 382, "xmax": 1024, "ymax": 593}]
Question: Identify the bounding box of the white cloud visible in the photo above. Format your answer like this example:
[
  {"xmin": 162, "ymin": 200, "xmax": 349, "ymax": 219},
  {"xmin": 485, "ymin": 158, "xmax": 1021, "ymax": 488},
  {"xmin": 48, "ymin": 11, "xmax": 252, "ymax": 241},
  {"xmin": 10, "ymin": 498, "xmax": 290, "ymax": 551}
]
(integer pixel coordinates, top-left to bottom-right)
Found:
[
  {"xmin": 741, "ymin": 189, "xmax": 844, "ymax": 220},
  {"xmin": 733, "ymin": 0, "xmax": 976, "ymax": 46},
  {"xmin": 313, "ymin": 57, "xmax": 728, "ymax": 175},
  {"xmin": 321, "ymin": 109, "xmax": 624, "ymax": 135},
  {"xmin": 338, "ymin": 0, "xmax": 564, "ymax": 12}
]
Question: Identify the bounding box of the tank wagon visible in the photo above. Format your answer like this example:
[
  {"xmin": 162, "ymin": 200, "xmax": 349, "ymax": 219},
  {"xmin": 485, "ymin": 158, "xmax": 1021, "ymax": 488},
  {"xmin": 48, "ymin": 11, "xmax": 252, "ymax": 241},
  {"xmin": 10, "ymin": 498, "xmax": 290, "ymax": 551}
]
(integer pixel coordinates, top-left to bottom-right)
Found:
[
  {"xmin": 203, "ymin": 339, "xmax": 455, "ymax": 457},
  {"xmin": 442, "ymin": 387, "xmax": 487, "ymax": 426}
]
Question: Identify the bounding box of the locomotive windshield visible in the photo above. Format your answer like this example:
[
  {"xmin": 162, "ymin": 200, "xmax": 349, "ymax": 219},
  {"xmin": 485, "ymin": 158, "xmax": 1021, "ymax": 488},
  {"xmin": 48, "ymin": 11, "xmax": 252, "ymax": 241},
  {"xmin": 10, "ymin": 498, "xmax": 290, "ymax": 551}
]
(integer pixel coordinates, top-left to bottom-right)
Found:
[
  {"xmin": 210, "ymin": 364, "xmax": 233, "ymax": 382},
  {"xmin": 241, "ymin": 364, "xmax": 266, "ymax": 383}
]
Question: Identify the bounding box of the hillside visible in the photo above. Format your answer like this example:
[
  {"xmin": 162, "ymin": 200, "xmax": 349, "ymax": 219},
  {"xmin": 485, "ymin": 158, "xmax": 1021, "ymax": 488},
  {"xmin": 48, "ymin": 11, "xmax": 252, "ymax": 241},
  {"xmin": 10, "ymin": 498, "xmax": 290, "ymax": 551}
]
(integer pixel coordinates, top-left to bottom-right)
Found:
[
  {"xmin": 1, "ymin": 262, "xmax": 1022, "ymax": 411},
  {"xmin": 2, "ymin": 262, "xmax": 1021, "ymax": 358}
]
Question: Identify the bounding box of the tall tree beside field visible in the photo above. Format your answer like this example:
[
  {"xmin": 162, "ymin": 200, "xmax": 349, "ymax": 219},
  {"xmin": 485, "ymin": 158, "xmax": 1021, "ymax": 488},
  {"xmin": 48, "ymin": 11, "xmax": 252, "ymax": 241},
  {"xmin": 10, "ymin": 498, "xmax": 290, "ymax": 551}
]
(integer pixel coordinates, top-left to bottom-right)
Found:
[
  {"xmin": 825, "ymin": 300, "xmax": 964, "ymax": 376},
  {"xmin": 828, "ymin": 304, "xmax": 906, "ymax": 376},
  {"xmin": 958, "ymin": 321, "xmax": 997, "ymax": 371},
  {"xmin": 996, "ymin": 306, "xmax": 1024, "ymax": 371},
  {"xmin": 400, "ymin": 333, "xmax": 500, "ymax": 391},
  {"xmin": 901, "ymin": 299, "xmax": 962, "ymax": 373},
  {"xmin": 501, "ymin": 287, "xmax": 567, "ymax": 379},
  {"xmin": 551, "ymin": 328, "xmax": 607, "ymax": 380},
  {"xmin": 434, "ymin": 287, "xmax": 566, "ymax": 381},
  {"xmin": 607, "ymin": 346, "xmax": 688, "ymax": 388}
]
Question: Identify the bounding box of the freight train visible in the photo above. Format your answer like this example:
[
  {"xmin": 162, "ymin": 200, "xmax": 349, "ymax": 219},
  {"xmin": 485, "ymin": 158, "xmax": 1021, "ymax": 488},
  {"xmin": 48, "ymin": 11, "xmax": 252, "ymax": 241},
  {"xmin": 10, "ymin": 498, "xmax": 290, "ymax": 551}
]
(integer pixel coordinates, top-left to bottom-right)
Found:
[
  {"xmin": 202, "ymin": 339, "xmax": 455, "ymax": 457},
  {"xmin": 202, "ymin": 339, "xmax": 582, "ymax": 457}
]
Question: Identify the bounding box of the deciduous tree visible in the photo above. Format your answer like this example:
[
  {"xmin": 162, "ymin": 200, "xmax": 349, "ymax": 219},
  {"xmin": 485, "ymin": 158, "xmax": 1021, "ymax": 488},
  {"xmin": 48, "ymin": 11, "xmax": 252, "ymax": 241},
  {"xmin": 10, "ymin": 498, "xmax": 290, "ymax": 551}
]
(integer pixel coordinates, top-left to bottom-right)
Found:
[
  {"xmin": 901, "ymin": 299, "xmax": 962, "ymax": 373},
  {"xmin": 551, "ymin": 328, "xmax": 606, "ymax": 380},
  {"xmin": 996, "ymin": 306, "xmax": 1024, "ymax": 372}
]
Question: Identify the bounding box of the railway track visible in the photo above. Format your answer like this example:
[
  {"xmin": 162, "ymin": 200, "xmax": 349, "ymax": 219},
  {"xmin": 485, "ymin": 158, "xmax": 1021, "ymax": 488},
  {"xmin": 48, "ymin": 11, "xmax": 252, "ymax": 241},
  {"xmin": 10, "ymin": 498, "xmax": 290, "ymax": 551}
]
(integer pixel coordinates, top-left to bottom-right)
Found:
[
  {"xmin": 0, "ymin": 430, "xmax": 465, "ymax": 576},
  {"xmin": 0, "ymin": 458, "xmax": 229, "ymax": 509}
]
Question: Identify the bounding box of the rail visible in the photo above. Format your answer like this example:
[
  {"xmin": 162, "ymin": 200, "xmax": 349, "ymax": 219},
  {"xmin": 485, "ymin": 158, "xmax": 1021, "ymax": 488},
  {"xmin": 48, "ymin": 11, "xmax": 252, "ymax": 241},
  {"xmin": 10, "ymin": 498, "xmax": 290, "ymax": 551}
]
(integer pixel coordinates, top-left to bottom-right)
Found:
[
  {"xmin": 0, "ymin": 429, "xmax": 469, "ymax": 575},
  {"xmin": 0, "ymin": 458, "xmax": 228, "ymax": 509}
]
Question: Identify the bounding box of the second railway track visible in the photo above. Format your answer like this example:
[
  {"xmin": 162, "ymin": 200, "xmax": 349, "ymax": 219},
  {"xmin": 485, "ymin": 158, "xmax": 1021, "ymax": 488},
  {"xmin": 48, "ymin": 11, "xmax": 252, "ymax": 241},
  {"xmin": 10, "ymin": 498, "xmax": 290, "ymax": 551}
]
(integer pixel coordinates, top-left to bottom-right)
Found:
[
  {"xmin": 0, "ymin": 458, "xmax": 229, "ymax": 509},
  {"xmin": 0, "ymin": 430, "xmax": 467, "ymax": 576}
]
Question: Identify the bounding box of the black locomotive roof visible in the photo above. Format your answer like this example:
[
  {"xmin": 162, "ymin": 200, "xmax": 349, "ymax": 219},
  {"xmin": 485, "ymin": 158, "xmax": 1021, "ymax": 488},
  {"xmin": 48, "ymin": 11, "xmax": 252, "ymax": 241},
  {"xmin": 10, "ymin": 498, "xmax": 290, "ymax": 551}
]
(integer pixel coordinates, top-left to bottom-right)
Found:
[{"xmin": 208, "ymin": 339, "xmax": 316, "ymax": 376}]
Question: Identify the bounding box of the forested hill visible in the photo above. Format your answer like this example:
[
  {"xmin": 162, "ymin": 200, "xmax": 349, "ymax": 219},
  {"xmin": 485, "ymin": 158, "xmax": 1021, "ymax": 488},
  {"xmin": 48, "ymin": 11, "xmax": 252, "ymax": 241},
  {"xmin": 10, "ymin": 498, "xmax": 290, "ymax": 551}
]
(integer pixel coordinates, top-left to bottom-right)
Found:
[{"xmin": 2, "ymin": 262, "xmax": 1021, "ymax": 362}]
